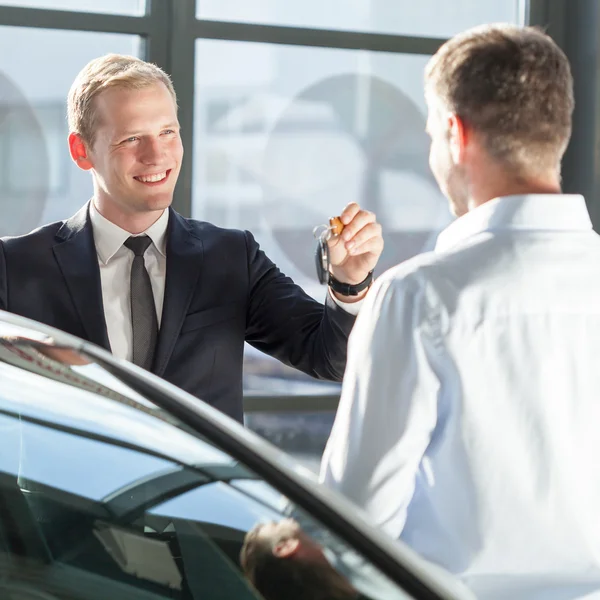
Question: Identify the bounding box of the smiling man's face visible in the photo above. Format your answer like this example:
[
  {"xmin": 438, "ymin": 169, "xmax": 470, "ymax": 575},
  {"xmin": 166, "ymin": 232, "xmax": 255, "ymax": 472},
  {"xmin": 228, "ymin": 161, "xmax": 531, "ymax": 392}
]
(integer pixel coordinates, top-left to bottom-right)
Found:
[{"xmin": 85, "ymin": 82, "xmax": 183, "ymax": 219}]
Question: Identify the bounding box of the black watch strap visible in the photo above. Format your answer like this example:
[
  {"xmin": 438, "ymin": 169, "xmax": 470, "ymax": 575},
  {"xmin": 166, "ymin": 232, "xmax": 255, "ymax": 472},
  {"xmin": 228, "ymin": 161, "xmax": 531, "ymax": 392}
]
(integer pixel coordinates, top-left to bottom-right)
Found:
[{"xmin": 328, "ymin": 270, "xmax": 374, "ymax": 296}]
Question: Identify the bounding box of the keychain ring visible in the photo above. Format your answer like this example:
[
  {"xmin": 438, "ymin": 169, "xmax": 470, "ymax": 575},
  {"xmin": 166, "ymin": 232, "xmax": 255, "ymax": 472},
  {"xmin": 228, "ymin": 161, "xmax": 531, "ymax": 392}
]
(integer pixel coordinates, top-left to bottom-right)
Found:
[
  {"xmin": 313, "ymin": 216, "xmax": 345, "ymax": 285},
  {"xmin": 312, "ymin": 224, "xmax": 331, "ymax": 242}
]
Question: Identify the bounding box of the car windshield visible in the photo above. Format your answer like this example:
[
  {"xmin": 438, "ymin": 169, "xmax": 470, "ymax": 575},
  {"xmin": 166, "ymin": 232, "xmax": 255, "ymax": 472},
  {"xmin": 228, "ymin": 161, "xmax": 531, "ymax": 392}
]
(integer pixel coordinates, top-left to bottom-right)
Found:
[{"xmin": 0, "ymin": 330, "xmax": 429, "ymax": 600}]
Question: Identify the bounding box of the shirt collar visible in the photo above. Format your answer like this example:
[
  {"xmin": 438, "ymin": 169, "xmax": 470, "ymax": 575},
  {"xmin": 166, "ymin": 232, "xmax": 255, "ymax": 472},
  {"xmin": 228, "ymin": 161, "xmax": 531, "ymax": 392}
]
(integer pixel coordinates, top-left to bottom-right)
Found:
[
  {"xmin": 89, "ymin": 201, "xmax": 169, "ymax": 264},
  {"xmin": 435, "ymin": 194, "xmax": 592, "ymax": 253}
]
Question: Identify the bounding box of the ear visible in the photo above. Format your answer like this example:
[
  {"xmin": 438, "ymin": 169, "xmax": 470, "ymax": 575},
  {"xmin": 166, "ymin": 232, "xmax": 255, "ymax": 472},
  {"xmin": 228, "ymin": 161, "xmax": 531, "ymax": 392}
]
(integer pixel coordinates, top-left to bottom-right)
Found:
[
  {"xmin": 273, "ymin": 538, "xmax": 300, "ymax": 559},
  {"xmin": 448, "ymin": 113, "xmax": 468, "ymax": 164},
  {"xmin": 68, "ymin": 132, "xmax": 93, "ymax": 171}
]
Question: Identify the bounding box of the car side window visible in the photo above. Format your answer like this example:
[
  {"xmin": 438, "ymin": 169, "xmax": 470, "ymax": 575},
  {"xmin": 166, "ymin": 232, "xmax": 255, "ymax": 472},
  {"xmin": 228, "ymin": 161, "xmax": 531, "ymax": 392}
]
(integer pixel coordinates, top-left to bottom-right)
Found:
[
  {"xmin": 0, "ymin": 412, "xmax": 262, "ymax": 599},
  {"xmin": 0, "ymin": 339, "xmax": 413, "ymax": 600}
]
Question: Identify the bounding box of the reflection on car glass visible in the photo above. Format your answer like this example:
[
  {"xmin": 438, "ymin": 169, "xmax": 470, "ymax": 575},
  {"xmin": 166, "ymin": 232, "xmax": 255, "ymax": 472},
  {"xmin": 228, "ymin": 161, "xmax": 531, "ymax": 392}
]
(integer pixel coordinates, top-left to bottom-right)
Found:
[
  {"xmin": 241, "ymin": 516, "xmax": 409, "ymax": 600},
  {"xmin": 241, "ymin": 517, "xmax": 359, "ymax": 600},
  {"xmin": 151, "ymin": 480, "xmax": 282, "ymax": 533},
  {"xmin": 4, "ymin": 414, "xmax": 180, "ymax": 501},
  {"xmin": 71, "ymin": 362, "xmax": 159, "ymax": 408},
  {"xmin": 0, "ymin": 408, "xmax": 406, "ymax": 600},
  {"xmin": 0, "ymin": 321, "xmax": 52, "ymax": 343},
  {"xmin": 0, "ymin": 337, "xmax": 177, "ymax": 426},
  {"xmin": 141, "ymin": 516, "xmax": 264, "ymax": 598},
  {"xmin": 0, "ymin": 339, "xmax": 234, "ymax": 468},
  {"xmin": 230, "ymin": 479, "xmax": 289, "ymax": 515},
  {"xmin": 94, "ymin": 522, "xmax": 183, "ymax": 590},
  {"xmin": 104, "ymin": 463, "xmax": 259, "ymax": 523}
]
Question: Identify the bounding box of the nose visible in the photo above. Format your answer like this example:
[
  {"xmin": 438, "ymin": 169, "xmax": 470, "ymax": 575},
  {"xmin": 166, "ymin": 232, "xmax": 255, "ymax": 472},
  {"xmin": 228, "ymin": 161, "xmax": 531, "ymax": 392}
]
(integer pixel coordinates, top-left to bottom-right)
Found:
[{"xmin": 139, "ymin": 136, "xmax": 164, "ymax": 165}]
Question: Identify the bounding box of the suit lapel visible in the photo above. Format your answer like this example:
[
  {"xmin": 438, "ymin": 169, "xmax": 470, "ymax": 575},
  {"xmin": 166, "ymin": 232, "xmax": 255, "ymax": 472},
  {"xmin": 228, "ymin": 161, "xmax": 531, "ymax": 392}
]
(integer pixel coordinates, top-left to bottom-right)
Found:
[
  {"xmin": 152, "ymin": 209, "xmax": 204, "ymax": 376},
  {"xmin": 52, "ymin": 203, "xmax": 111, "ymax": 351}
]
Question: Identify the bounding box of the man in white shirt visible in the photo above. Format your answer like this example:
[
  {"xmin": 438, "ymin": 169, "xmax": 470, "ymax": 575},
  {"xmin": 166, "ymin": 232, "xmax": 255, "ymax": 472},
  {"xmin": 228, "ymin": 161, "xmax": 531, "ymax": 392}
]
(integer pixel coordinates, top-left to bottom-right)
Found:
[
  {"xmin": 321, "ymin": 24, "xmax": 600, "ymax": 599},
  {"xmin": 0, "ymin": 54, "xmax": 383, "ymax": 422}
]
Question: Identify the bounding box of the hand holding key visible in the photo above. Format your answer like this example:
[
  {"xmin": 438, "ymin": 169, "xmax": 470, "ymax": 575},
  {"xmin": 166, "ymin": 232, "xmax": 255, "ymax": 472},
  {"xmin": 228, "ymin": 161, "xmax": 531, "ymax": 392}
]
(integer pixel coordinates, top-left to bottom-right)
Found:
[{"xmin": 313, "ymin": 203, "xmax": 384, "ymax": 299}]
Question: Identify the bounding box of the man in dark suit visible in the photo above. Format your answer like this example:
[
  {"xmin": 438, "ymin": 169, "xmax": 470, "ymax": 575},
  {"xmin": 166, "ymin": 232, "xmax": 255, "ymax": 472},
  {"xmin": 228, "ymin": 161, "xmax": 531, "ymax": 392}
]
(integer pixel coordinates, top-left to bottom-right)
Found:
[{"xmin": 0, "ymin": 54, "xmax": 383, "ymax": 422}]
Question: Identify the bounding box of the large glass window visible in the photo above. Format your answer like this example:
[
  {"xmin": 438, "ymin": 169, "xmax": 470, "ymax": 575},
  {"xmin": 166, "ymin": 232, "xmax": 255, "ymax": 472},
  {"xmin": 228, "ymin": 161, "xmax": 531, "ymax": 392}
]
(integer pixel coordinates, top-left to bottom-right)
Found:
[
  {"xmin": 197, "ymin": 0, "xmax": 527, "ymax": 38},
  {"xmin": 193, "ymin": 41, "xmax": 450, "ymax": 284},
  {"xmin": 0, "ymin": 0, "xmax": 145, "ymax": 15},
  {"xmin": 193, "ymin": 39, "xmax": 451, "ymax": 399},
  {"xmin": 0, "ymin": 26, "xmax": 141, "ymax": 236}
]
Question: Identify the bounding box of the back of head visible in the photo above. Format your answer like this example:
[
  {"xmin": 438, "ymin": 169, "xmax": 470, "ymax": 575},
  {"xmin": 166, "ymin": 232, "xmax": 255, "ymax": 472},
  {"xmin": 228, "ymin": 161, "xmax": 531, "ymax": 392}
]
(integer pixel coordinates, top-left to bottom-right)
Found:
[
  {"xmin": 67, "ymin": 54, "xmax": 176, "ymax": 147},
  {"xmin": 425, "ymin": 24, "xmax": 574, "ymax": 176},
  {"xmin": 241, "ymin": 526, "xmax": 356, "ymax": 600}
]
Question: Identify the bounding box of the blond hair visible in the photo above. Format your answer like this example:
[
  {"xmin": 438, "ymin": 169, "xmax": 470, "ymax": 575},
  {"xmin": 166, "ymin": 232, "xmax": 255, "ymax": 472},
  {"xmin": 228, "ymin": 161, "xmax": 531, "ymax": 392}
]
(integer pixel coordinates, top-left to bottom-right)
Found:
[
  {"xmin": 67, "ymin": 54, "xmax": 177, "ymax": 146},
  {"xmin": 425, "ymin": 24, "xmax": 574, "ymax": 176}
]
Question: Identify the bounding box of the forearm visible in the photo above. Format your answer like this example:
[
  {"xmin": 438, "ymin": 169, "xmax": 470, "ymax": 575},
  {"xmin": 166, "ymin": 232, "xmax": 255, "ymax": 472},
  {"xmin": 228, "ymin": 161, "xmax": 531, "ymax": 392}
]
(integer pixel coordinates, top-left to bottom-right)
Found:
[
  {"xmin": 320, "ymin": 273, "xmax": 439, "ymax": 536},
  {"xmin": 248, "ymin": 290, "xmax": 355, "ymax": 381}
]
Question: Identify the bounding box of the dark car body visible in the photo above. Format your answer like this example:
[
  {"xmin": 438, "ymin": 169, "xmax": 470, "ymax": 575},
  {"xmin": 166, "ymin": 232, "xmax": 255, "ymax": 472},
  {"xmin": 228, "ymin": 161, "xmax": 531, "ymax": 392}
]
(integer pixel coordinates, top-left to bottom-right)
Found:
[{"xmin": 0, "ymin": 310, "xmax": 472, "ymax": 600}]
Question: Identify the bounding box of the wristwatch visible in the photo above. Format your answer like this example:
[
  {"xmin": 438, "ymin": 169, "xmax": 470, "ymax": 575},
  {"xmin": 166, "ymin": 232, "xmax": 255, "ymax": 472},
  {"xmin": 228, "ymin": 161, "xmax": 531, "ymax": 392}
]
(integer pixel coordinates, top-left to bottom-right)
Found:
[{"xmin": 328, "ymin": 270, "xmax": 374, "ymax": 296}]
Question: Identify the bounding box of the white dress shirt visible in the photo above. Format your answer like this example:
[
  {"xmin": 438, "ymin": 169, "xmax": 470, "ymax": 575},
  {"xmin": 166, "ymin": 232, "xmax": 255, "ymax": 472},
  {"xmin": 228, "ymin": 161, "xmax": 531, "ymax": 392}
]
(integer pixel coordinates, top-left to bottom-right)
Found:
[
  {"xmin": 321, "ymin": 194, "xmax": 600, "ymax": 599},
  {"xmin": 89, "ymin": 202, "xmax": 168, "ymax": 362},
  {"xmin": 89, "ymin": 202, "xmax": 361, "ymax": 362}
]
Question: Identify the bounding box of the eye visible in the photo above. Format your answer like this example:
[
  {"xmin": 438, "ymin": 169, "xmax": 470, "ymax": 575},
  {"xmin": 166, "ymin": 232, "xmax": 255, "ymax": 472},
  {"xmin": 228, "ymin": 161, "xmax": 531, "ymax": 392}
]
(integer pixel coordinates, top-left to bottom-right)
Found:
[
  {"xmin": 123, "ymin": 136, "xmax": 138, "ymax": 143},
  {"xmin": 161, "ymin": 129, "xmax": 177, "ymax": 136}
]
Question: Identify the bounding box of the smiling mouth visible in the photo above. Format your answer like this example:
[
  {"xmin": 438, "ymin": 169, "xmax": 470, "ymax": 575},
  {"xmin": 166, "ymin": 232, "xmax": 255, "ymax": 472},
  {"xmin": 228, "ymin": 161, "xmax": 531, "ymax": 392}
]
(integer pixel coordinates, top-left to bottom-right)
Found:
[{"xmin": 134, "ymin": 169, "xmax": 171, "ymax": 184}]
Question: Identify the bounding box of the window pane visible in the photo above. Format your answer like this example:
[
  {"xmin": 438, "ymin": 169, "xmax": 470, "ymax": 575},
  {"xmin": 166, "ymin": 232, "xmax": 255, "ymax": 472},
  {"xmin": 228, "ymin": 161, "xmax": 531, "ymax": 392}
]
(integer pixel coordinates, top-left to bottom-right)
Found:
[
  {"xmin": 197, "ymin": 0, "xmax": 526, "ymax": 38},
  {"xmin": 193, "ymin": 39, "xmax": 450, "ymax": 395},
  {"xmin": 0, "ymin": 347, "xmax": 234, "ymax": 468},
  {"xmin": 0, "ymin": 26, "xmax": 142, "ymax": 236},
  {"xmin": 0, "ymin": 413, "xmax": 176, "ymax": 500},
  {"xmin": 0, "ymin": 0, "xmax": 144, "ymax": 15}
]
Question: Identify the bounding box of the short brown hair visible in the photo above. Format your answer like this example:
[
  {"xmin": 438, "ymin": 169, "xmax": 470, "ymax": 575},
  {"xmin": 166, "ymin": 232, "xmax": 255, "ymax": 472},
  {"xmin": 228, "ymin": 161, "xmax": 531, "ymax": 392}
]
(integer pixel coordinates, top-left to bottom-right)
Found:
[
  {"xmin": 425, "ymin": 24, "xmax": 574, "ymax": 175},
  {"xmin": 240, "ymin": 523, "xmax": 273, "ymax": 586},
  {"xmin": 240, "ymin": 523, "xmax": 356, "ymax": 600},
  {"xmin": 67, "ymin": 54, "xmax": 177, "ymax": 147}
]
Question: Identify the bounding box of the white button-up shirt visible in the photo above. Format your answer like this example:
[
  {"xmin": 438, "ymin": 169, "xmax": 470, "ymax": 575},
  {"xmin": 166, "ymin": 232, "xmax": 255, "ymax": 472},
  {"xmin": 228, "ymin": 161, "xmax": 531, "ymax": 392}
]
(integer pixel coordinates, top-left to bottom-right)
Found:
[
  {"xmin": 321, "ymin": 194, "xmax": 600, "ymax": 599},
  {"xmin": 89, "ymin": 202, "xmax": 168, "ymax": 362}
]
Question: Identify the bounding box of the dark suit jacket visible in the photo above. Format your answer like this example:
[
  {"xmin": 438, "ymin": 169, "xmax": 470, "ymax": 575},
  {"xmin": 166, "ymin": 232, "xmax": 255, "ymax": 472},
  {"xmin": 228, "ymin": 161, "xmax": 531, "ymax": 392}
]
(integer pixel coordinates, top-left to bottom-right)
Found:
[{"xmin": 0, "ymin": 203, "xmax": 356, "ymax": 422}]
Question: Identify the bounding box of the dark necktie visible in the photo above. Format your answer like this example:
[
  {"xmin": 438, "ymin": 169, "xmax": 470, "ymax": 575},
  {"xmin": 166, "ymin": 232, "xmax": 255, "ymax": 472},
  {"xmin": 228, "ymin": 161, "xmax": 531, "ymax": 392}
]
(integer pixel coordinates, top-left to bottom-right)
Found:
[{"xmin": 124, "ymin": 235, "xmax": 158, "ymax": 369}]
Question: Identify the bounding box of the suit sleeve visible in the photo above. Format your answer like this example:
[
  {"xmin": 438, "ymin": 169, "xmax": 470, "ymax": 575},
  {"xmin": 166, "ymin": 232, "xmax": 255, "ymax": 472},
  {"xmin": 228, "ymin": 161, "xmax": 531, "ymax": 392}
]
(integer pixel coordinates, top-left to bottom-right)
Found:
[
  {"xmin": 244, "ymin": 230, "xmax": 356, "ymax": 381},
  {"xmin": 319, "ymin": 272, "xmax": 439, "ymax": 538},
  {"xmin": 0, "ymin": 240, "xmax": 6, "ymax": 311}
]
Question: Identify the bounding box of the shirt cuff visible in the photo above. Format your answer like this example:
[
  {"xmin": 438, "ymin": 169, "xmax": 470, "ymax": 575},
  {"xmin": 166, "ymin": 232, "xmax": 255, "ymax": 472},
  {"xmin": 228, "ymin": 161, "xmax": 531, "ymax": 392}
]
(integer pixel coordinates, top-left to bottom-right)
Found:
[{"xmin": 328, "ymin": 288, "xmax": 364, "ymax": 316}]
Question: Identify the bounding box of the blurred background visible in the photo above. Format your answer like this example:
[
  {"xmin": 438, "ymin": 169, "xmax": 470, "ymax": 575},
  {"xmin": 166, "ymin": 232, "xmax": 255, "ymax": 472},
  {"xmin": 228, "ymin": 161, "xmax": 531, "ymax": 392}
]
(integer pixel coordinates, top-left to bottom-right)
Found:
[{"xmin": 1, "ymin": 0, "xmax": 598, "ymax": 470}]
